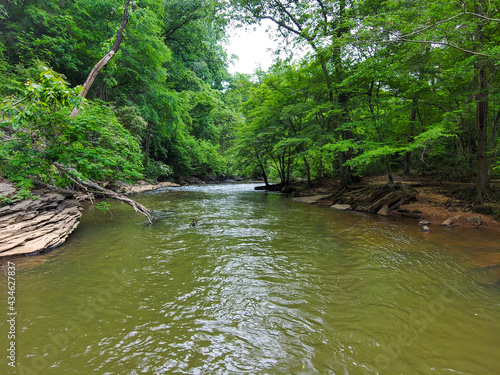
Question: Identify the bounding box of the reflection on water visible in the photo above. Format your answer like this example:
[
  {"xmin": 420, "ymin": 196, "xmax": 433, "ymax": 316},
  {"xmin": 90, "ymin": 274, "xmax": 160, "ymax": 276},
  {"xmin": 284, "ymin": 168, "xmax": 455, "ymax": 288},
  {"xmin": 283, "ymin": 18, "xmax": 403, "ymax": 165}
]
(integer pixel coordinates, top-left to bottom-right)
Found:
[{"xmin": 1, "ymin": 183, "xmax": 499, "ymax": 374}]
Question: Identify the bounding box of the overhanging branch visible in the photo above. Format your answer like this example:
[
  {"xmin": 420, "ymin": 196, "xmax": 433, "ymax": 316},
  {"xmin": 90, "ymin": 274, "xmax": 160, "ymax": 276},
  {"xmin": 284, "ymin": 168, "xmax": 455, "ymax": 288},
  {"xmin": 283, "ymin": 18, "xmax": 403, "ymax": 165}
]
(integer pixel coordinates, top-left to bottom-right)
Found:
[
  {"xmin": 399, "ymin": 38, "xmax": 493, "ymax": 58},
  {"xmin": 70, "ymin": 0, "xmax": 132, "ymax": 117}
]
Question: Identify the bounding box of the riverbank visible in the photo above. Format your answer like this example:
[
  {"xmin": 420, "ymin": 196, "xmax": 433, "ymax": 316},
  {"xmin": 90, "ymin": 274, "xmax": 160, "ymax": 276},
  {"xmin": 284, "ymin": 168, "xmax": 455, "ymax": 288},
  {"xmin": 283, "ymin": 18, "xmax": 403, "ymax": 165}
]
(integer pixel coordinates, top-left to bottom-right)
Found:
[
  {"xmin": 2, "ymin": 174, "xmax": 498, "ymax": 258},
  {"xmin": 0, "ymin": 181, "xmax": 82, "ymax": 257},
  {"xmin": 0, "ymin": 178, "xmax": 176, "ymax": 257},
  {"xmin": 0, "ymin": 176, "xmax": 239, "ymax": 257},
  {"xmin": 275, "ymin": 175, "xmax": 500, "ymax": 232}
]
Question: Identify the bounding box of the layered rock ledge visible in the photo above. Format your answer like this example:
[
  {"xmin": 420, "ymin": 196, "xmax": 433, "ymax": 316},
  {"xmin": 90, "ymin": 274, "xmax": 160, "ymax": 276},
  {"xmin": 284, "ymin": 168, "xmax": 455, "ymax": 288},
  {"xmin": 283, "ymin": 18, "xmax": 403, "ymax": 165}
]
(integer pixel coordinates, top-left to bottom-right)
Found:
[{"xmin": 0, "ymin": 190, "xmax": 82, "ymax": 257}]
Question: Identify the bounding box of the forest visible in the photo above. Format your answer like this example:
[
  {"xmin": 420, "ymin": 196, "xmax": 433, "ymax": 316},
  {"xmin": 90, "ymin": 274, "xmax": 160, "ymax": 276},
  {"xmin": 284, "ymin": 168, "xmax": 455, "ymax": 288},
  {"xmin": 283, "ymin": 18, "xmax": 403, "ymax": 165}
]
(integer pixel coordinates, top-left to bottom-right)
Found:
[{"xmin": 1, "ymin": 0, "xmax": 499, "ymax": 203}]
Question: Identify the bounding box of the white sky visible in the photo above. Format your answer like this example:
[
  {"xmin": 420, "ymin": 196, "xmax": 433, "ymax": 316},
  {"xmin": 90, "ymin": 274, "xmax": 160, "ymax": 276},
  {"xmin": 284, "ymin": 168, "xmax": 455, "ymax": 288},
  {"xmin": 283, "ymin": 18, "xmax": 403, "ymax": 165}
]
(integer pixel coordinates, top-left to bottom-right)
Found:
[{"xmin": 225, "ymin": 20, "xmax": 279, "ymax": 75}]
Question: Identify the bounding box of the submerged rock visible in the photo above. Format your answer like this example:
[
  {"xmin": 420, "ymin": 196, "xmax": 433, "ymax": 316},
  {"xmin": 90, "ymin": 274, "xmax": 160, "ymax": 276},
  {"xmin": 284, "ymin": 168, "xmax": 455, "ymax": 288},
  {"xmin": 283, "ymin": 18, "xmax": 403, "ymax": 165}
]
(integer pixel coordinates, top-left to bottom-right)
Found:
[
  {"xmin": 331, "ymin": 204, "xmax": 352, "ymax": 211},
  {"xmin": 0, "ymin": 191, "xmax": 82, "ymax": 257},
  {"xmin": 293, "ymin": 195, "xmax": 331, "ymax": 204},
  {"xmin": 441, "ymin": 218, "xmax": 455, "ymax": 227},
  {"xmin": 421, "ymin": 225, "xmax": 431, "ymax": 232},
  {"xmin": 401, "ymin": 211, "xmax": 422, "ymax": 219}
]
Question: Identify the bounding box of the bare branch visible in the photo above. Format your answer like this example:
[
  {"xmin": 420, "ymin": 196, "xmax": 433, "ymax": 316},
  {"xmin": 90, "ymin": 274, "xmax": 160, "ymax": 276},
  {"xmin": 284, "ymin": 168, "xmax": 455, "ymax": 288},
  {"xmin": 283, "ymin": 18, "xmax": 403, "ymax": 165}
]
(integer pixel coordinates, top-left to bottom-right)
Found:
[
  {"xmin": 53, "ymin": 162, "xmax": 153, "ymax": 224},
  {"xmin": 398, "ymin": 13, "xmax": 464, "ymax": 39},
  {"xmin": 161, "ymin": 3, "xmax": 203, "ymax": 40},
  {"xmin": 399, "ymin": 38, "xmax": 493, "ymax": 58},
  {"xmin": 464, "ymin": 11, "xmax": 500, "ymax": 22},
  {"xmin": 399, "ymin": 11, "xmax": 500, "ymax": 41}
]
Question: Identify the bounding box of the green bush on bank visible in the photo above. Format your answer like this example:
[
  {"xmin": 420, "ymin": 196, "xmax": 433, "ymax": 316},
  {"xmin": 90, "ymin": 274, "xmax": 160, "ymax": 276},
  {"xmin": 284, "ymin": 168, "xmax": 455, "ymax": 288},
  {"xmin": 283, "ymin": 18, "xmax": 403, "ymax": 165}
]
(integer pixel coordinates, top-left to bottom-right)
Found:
[{"xmin": 0, "ymin": 67, "xmax": 143, "ymax": 191}]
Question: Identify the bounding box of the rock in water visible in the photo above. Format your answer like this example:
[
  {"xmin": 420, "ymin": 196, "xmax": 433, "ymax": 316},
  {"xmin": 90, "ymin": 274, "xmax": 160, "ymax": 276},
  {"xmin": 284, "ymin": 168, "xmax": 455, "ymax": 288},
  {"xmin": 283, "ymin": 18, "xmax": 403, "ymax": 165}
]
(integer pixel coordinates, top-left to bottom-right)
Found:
[
  {"xmin": 330, "ymin": 204, "xmax": 352, "ymax": 211},
  {"xmin": 421, "ymin": 226, "xmax": 431, "ymax": 232},
  {"xmin": 419, "ymin": 220, "xmax": 431, "ymax": 226},
  {"xmin": 377, "ymin": 204, "xmax": 390, "ymax": 216},
  {"xmin": 466, "ymin": 215, "xmax": 482, "ymax": 227},
  {"xmin": 0, "ymin": 191, "xmax": 82, "ymax": 257},
  {"xmin": 293, "ymin": 195, "xmax": 331, "ymax": 204},
  {"xmin": 441, "ymin": 218, "xmax": 454, "ymax": 227},
  {"xmin": 331, "ymin": 204, "xmax": 352, "ymax": 211}
]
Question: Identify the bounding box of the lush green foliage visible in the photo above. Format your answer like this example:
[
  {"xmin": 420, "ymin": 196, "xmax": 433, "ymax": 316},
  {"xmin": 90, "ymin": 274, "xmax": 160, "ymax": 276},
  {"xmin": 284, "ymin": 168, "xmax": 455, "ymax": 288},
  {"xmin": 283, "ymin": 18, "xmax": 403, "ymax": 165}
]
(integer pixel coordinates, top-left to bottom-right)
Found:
[
  {"xmin": 1, "ymin": 0, "xmax": 499, "ymax": 197},
  {"xmin": 229, "ymin": 0, "xmax": 500, "ymax": 195},
  {"xmin": 0, "ymin": 67, "xmax": 142, "ymax": 189},
  {"xmin": 0, "ymin": 0, "xmax": 234, "ymax": 188}
]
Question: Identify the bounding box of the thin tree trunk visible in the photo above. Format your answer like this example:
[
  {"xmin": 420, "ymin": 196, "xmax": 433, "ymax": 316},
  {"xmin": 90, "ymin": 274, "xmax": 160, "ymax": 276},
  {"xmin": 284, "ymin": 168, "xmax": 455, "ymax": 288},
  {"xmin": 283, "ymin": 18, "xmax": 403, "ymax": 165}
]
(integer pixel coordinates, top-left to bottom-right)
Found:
[
  {"xmin": 474, "ymin": 0, "xmax": 490, "ymax": 196},
  {"xmin": 338, "ymin": 151, "xmax": 346, "ymax": 186},
  {"xmin": 286, "ymin": 146, "xmax": 291, "ymax": 184},
  {"xmin": 143, "ymin": 125, "xmax": 151, "ymax": 176},
  {"xmin": 386, "ymin": 155, "xmax": 394, "ymax": 186},
  {"xmin": 260, "ymin": 163, "xmax": 269, "ymax": 187},
  {"xmin": 280, "ymin": 154, "xmax": 286, "ymax": 184},
  {"xmin": 404, "ymin": 99, "xmax": 418, "ymax": 175},
  {"xmin": 70, "ymin": 0, "xmax": 132, "ymax": 117},
  {"xmin": 476, "ymin": 64, "xmax": 490, "ymax": 195},
  {"xmin": 318, "ymin": 153, "xmax": 323, "ymax": 181},
  {"xmin": 255, "ymin": 151, "xmax": 269, "ymax": 187},
  {"xmin": 303, "ymin": 156, "xmax": 311, "ymax": 186}
]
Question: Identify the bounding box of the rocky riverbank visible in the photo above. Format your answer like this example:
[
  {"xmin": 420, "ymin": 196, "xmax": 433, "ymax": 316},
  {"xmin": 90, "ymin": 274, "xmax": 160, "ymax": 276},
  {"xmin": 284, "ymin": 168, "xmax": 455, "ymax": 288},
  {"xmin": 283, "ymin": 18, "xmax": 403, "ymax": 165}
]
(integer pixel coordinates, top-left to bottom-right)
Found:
[
  {"xmin": 264, "ymin": 176, "xmax": 500, "ymax": 232},
  {"xmin": 0, "ymin": 184, "xmax": 82, "ymax": 257},
  {"xmin": 0, "ymin": 179, "xmax": 182, "ymax": 258},
  {"xmin": 113, "ymin": 180, "xmax": 180, "ymax": 194}
]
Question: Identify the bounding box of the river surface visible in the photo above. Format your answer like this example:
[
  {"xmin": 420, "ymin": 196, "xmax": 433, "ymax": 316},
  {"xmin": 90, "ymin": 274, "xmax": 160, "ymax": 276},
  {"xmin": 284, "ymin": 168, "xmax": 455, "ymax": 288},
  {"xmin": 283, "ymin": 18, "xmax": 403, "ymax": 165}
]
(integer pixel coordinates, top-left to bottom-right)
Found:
[{"xmin": 1, "ymin": 183, "xmax": 499, "ymax": 374}]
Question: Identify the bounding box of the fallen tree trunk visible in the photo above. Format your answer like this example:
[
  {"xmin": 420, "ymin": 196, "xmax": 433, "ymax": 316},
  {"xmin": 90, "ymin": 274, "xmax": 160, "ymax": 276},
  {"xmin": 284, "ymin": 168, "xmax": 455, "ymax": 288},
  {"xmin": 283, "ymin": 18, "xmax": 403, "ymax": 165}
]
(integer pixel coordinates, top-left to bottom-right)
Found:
[
  {"xmin": 53, "ymin": 162, "xmax": 152, "ymax": 224},
  {"xmin": 254, "ymin": 183, "xmax": 286, "ymax": 192}
]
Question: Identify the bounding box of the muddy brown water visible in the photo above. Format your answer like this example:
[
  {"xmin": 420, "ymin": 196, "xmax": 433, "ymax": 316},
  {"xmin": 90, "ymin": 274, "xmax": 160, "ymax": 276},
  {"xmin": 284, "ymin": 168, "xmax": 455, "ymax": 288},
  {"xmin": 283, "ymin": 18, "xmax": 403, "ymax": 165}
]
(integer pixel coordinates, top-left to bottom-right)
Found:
[{"xmin": 1, "ymin": 184, "xmax": 499, "ymax": 374}]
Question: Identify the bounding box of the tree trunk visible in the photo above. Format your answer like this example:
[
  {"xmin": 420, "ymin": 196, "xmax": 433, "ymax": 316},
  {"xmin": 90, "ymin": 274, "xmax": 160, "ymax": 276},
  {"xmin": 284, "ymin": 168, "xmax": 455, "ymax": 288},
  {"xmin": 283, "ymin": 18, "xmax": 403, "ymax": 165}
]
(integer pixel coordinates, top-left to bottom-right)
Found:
[
  {"xmin": 70, "ymin": 0, "xmax": 132, "ymax": 117},
  {"xmin": 476, "ymin": 63, "xmax": 490, "ymax": 196},
  {"xmin": 255, "ymin": 151, "xmax": 269, "ymax": 187},
  {"xmin": 474, "ymin": 0, "xmax": 490, "ymax": 197},
  {"xmin": 260, "ymin": 163, "xmax": 269, "ymax": 187},
  {"xmin": 144, "ymin": 125, "xmax": 151, "ymax": 175},
  {"xmin": 303, "ymin": 156, "xmax": 311, "ymax": 186},
  {"xmin": 404, "ymin": 99, "xmax": 418, "ymax": 176},
  {"xmin": 280, "ymin": 154, "xmax": 286, "ymax": 184},
  {"xmin": 338, "ymin": 151, "xmax": 346, "ymax": 186},
  {"xmin": 286, "ymin": 146, "xmax": 291, "ymax": 184},
  {"xmin": 318, "ymin": 153, "xmax": 323, "ymax": 181},
  {"xmin": 386, "ymin": 155, "xmax": 394, "ymax": 186}
]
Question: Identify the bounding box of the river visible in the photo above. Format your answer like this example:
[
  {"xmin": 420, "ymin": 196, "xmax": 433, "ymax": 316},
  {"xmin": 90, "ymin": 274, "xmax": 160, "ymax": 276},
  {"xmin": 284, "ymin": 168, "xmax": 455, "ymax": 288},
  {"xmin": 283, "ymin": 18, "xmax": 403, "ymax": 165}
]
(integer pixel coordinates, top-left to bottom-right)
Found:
[{"xmin": 1, "ymin": 183, "xmax": 499, "ymax": 374}]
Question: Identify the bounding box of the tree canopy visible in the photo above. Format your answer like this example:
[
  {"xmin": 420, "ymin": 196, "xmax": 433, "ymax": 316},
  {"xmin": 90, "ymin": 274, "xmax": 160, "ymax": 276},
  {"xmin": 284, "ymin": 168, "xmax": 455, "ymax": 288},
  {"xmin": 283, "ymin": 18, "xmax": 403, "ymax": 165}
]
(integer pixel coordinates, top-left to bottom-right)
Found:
[{"xmin": 1, "ymin": 0, "xmax": 498, "ymax": 200}]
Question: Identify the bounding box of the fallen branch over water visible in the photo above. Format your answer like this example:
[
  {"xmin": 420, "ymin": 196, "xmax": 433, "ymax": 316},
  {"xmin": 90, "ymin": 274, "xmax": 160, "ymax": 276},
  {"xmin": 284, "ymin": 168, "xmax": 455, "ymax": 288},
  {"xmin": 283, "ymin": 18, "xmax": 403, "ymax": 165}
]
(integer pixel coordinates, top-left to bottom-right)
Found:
[{"xmin": 53, "ymin": 162, "xmax": 152, "ymax": 224}]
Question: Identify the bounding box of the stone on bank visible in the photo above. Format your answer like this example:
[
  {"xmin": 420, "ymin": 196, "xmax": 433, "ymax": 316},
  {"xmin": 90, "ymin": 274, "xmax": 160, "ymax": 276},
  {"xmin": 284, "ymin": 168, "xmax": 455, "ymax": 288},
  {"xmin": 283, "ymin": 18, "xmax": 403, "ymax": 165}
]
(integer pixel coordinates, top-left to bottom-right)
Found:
[{"xmin": 0, "ymin": 190, "xmax": 81, "ymax": 257}]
